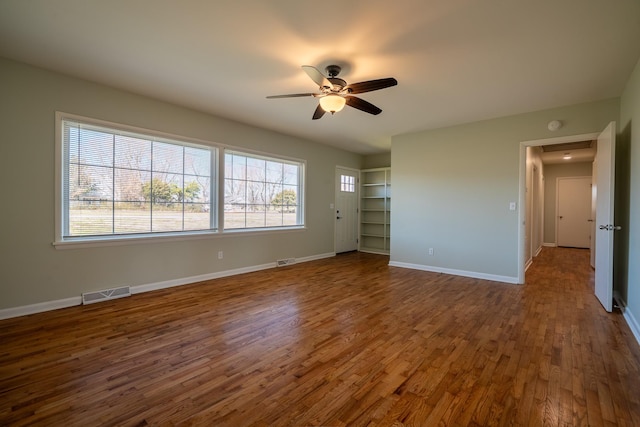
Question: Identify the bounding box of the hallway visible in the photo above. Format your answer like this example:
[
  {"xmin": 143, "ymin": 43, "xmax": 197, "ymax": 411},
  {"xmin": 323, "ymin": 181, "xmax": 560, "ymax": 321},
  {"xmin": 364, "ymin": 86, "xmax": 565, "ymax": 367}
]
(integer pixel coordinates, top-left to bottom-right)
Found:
[{"xmin": 524, "ymin": 246, "xmax": 640, "ymax": 424}]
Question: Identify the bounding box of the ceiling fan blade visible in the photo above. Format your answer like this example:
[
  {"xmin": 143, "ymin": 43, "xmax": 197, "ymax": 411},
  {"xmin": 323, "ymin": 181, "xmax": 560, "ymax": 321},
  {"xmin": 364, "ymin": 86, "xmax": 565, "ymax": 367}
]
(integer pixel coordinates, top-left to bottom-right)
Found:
[
  {"xmin": 345, "ymin": 96, "xmax": 382, "ymax": 115},
  {"xmin": 302, "ymin": 65, "xmax": 334, "ymax": 90},
  {"xmin": 266, "ymin": 93, "xmax": 318, "ymax": 99},
  {"xmin": 345, "ymin": 78, "xmax": 397, "ymax": 94},
  {"xmin": 312, "ymin": 104, "xmax": 326, "ymax": 120}
]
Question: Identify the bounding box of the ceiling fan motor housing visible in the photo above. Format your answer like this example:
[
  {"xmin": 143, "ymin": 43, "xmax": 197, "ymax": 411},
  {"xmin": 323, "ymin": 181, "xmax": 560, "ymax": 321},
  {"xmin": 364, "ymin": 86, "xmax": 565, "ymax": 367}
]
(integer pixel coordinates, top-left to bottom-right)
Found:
[
  {"xmin": 325, "ymin": 64, "xmax": 342, "ymax": 77},
  {"xmin": 325, "ymin": 65, "xmax": 346, "ymax": 91},
  {"xmin": 328, "ymin": 77, "xmax": 347, "ymax": 91}
]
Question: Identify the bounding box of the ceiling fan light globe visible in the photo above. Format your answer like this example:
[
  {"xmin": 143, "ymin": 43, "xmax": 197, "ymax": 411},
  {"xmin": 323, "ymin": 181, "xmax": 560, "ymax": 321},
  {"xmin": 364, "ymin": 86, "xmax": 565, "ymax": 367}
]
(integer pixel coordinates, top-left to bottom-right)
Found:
[{"xmin": 319, "ymin": 94, "xmax": 346, "ymax": 114}]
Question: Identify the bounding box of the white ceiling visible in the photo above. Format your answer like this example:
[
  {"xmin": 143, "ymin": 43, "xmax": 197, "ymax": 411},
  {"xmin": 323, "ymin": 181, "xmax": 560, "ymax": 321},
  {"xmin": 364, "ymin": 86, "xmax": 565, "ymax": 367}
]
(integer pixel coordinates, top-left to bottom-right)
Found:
[
  {"xmin": 539, "ymin": 140, "xmax": 596, "ymax": 164},
  {"xmin": 540, "ymin": 148, "xmax": 596, "ymax": 165},
  {"xmin": 1, "ymin": 0, "xmax": 639, "ymax": 154}
]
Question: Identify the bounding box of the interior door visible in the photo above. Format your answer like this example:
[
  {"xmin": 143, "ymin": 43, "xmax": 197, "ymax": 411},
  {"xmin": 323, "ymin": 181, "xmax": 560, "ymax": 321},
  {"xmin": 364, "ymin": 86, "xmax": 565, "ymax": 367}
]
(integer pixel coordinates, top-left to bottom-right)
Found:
[
  {"xmin": 557, "ymin": 177, "xmax": 592, "ymax": 248},
  {"xmin": 594, "ymin": 122, "xmax": 616, "ymax": 312},
  {"xmin": 335, "ymin": 167, "xmax": 359, "ymax": 253}
]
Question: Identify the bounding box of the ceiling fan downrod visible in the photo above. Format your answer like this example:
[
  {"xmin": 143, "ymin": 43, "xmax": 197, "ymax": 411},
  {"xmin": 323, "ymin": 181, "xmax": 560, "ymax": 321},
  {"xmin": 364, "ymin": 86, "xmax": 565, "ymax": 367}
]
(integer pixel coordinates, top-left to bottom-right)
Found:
[
  {"xmin": 325, "ymin": 65, "xmax": 342, "ymax": 78},
  {"xmin": 324, "ymin": 65, "xmax": 347, "ymax": 91}
]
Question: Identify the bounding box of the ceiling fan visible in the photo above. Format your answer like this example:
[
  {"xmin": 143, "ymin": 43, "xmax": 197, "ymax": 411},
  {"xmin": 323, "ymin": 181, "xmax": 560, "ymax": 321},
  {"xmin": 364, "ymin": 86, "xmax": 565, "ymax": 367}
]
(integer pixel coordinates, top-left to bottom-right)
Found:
[{"xmin": 266, "ymin": 65, "xmax": 398, "ymax": 120}]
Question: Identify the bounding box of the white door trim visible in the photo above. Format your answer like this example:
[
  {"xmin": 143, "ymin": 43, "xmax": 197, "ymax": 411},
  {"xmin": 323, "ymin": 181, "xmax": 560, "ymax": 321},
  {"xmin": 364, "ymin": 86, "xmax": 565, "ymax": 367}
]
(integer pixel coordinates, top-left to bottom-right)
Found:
[{"xmin": 518, "ymin": 132, "xmax": 599, "ymax": 284}]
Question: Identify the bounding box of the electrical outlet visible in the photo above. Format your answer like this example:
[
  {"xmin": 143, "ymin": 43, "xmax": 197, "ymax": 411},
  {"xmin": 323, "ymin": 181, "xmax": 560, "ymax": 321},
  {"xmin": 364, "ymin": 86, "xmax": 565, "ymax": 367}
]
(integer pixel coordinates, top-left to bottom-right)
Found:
[
  {"xmin": 218, "ymin": 251, "xmax": 223, "ymax": 259},
  {"xmin": 428, "ymin": 248, "xmax": 434, "ymax": 256}
]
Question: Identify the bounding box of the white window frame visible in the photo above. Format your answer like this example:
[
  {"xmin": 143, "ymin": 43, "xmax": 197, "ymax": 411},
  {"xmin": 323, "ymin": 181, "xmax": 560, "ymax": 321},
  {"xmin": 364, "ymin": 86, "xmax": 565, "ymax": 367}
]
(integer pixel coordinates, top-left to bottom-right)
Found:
[
  {"xmin": 53, "ymin": 112, "xmax": 305, "ymax": 249},
  {"xmin": 222, "ymin": 148, "xmax": 306, "ymax": 232},
  {"xmin": 340, "ymin": 174, "xmax": 356, "ymax": 192}
]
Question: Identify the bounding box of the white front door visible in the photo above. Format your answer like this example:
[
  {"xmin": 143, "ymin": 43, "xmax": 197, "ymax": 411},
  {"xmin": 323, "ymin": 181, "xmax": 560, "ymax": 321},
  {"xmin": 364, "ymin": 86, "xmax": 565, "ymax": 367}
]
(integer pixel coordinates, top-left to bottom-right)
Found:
[
  {"xmin": 335, "ymin": 167, "xmax": 359, "ymax": 253},
  {"xmin": 557, "ymin": 177, "xmax": 592, "ymax": 248},
  {"xmin": 594, "ymin": 122, "xmax": 616, "ymax": 312}
]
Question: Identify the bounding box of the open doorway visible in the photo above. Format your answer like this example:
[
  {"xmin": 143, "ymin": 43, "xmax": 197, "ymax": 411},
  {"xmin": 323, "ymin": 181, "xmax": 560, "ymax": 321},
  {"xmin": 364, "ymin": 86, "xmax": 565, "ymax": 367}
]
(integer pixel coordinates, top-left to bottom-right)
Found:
[
  {"xmin": 522, "ymin": 137, "xmax": 597, "ymax": 271},
  {"xmin": 518, "ymin": 132, "xmax": 599, "ymax": 279},
  {"xmin": 518, "ymin": 123, "xmax": 617, "ymax": 312}
]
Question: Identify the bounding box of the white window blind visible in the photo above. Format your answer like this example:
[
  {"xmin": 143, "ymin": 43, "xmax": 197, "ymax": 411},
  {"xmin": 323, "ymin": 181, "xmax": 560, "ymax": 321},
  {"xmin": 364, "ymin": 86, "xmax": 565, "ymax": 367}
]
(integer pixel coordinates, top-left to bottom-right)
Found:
[
  {"xmin": 224, "ymin": 150, "xmax": 304, "ymax": 229},
  {"xmin": 62, "ymin": 119, "xmax": 215, "ymax": 238}
]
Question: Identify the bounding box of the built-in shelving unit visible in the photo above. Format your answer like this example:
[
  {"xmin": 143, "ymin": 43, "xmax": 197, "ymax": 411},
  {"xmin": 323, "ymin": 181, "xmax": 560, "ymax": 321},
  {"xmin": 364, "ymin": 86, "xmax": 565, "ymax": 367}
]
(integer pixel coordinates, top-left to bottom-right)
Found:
[{"xmin": 359, "ymin": 167, "xmax": 391, "ymax": 254}]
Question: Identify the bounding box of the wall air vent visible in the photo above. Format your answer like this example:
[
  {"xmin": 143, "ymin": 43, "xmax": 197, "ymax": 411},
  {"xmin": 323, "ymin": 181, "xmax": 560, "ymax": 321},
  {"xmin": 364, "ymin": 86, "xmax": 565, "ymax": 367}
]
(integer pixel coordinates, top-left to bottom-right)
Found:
[
  {"xmin": 276, "ymin": 258, "xmax": 296, "ymax": 267},
  {"xmin": 82, "ymin": 286, "xmax": 131, "ymax": 305}
]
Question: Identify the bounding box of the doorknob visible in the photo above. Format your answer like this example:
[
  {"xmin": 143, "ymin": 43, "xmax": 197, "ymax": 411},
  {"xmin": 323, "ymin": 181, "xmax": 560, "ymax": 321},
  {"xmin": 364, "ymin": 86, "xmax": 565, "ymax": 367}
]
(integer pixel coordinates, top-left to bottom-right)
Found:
[
  {"xmin": 559, "ymin": 216, "xmax": 563, "ymax": 219},
  {"xmin": 599, "ymin": 224, "xmax": 623, "ymax": 231}
]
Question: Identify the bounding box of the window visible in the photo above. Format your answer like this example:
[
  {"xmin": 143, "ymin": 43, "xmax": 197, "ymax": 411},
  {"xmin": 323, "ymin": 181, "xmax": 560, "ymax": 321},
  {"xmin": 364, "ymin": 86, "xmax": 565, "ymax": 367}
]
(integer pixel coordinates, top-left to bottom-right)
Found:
[
  {"xmin": 224, "ymin": 150, "xmax": 304, "ymax": 229},
  {"xmin": 60, "ymin": 116, "xmax": 216, "ymax": 239},
  {"xmin": 340, "ymin": 174, "xmax": 355, "ymax": 192},
  {"xmin": 56, "ymin": 113, "xmax": 306, "ymax": 246}
]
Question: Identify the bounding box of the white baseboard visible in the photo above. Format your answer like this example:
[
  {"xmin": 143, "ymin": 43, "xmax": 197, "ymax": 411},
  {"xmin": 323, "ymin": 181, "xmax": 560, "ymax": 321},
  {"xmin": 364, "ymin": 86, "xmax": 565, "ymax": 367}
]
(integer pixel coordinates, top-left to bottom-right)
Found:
[
  {"xmin": 542, "ymin": 242, "xmax": 557, "ymax": 247},
  {"xmin": 131, "ymin": 263, "xmax": 276, "ymax": 294},
  {"xmin": 388, "ymin": 261, "xmax": 519, "ymax": 284},
  {"xmin": 297, "ymin": 252, "xmax": 336, "ymax": 263},
  {"xmin": 524, "ymin": 258, "xmax": 533, "ymax": 272},
  {"xmin": 614, "ymin": 291, "xmax": 640, "ymax": 347},
  {"xmin": 0, "ymin": 252, "xmax": 335, "ymax": 320},
  {"xmin": 0, "ymin": 297, "xmax": 82, "ymax": 320},
  {"xmin": 623, "ymin": 308, "xmax": 640, "ymax": 346},
  {"xmin": 132, "ymin": 252, "xmax": 335, "ymax": 294}
]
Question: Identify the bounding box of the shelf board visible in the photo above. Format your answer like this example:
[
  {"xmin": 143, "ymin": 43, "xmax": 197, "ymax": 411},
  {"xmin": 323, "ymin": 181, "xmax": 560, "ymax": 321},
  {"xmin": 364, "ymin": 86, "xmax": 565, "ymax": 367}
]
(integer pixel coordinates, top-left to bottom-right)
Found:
[
  {"xmin": 359, "ymin": 247, "xmax": 390, "ymax": 255},
  {"xmin": 360, "ymin": 167, "xmax": 390, "ymax": 256}
]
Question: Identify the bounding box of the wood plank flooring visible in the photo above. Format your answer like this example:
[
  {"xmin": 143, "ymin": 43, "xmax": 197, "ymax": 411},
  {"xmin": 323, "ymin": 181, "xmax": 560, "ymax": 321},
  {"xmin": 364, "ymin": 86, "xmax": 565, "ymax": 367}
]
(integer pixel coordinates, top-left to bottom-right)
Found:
[{"xmin": 1, "ymin": 247, "xmax": 639, "ymax": 426}]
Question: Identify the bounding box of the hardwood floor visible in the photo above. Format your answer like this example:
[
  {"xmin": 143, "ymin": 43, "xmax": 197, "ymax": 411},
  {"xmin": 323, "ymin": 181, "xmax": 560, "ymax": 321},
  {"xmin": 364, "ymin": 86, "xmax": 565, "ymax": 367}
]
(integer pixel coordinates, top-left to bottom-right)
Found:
[{"xmin": 1, "ymin": 248, "xmax": 639, "ymax": 426}]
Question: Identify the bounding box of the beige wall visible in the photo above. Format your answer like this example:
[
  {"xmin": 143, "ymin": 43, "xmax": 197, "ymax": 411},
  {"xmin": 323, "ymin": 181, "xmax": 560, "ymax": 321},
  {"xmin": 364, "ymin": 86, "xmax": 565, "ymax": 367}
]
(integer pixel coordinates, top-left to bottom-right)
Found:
[
  {"xmin": 391, "ymin": 98, "xmax": 619, "ymax": 282},
  {"xmin": 619, "ymin": 56, "xmax": 640, "ymax": 330},
  {"xmin": 362, "ymin": 152, "xmax": 391, "ymax": 169},
  {"xmin": 0, "ymin": 58, "xmax": 362, "ymax": 311}
]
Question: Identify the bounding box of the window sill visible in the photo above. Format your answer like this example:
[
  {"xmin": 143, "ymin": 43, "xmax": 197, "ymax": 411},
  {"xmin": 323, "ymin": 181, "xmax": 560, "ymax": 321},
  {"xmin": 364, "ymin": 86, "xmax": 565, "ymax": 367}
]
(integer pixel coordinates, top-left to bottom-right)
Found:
[{"xmin": 53, "ymin": 226, "xmax": 306, "ymax": 250}]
